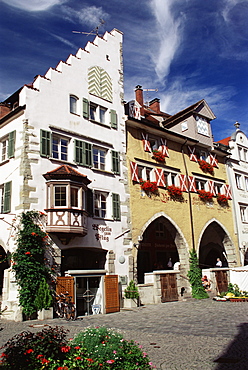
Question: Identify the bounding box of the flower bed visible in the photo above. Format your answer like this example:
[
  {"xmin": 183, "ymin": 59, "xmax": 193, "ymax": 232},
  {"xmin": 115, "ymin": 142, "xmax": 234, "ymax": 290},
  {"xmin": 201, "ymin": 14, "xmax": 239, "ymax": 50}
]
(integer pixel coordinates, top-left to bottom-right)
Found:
[
  {"xmin": 152, "ymin": 150, "xmax": 165, "ymax": 163},
  {"xmin": 197, "ymin": 189, "xmax": 214, "ymax": 202},
  {"xmin": 0, "ymin": 326, "xmax": 156, "ymax": 369},
  {"xmin": 198, "ymin": 159, "xmax": 214, "ymax": 175},
  {"xmin": 140, "ymin": 179, "xmax": 158, "ymax": 194},
  {"xmin": 167, "ymin": 185, "xmax": 183, "ymax": 200},
  {"xmin": 217, "ymin": 194, "xmax": 229, "ymax": 206}
]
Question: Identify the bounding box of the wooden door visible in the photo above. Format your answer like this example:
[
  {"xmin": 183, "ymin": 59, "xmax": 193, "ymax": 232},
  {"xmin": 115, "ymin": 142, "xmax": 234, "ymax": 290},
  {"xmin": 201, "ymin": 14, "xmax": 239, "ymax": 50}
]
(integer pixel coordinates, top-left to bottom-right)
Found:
[
  {"xmin": 105, "ymin": 275, "xmax": 120, "ymax": 314},
  {"xmin": 56, "ymin": 276, "xmax": 75, "ymax": 302},
  {"xmin": 160, "ymin": 273, "xmax": 178, "ymax": 302},
  {"xmin": 215, "ymin": 270, "xmax": 228, "ymax": 293}
]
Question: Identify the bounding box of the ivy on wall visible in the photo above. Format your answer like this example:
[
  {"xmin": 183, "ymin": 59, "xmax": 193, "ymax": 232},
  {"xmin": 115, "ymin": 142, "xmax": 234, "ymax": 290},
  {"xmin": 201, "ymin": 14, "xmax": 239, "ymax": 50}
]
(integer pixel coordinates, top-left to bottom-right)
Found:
[{"xmin": 187, "ymin": 250, "xmax": 209, "ymax": 299}]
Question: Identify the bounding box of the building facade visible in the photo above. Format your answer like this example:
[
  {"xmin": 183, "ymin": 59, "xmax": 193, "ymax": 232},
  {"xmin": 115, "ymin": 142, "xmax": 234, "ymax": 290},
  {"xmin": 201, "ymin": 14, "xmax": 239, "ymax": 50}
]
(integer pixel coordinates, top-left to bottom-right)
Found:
[
  {"xmin": 218, "ymin": 123, "xmax": 248, "ymax": 265},
  {"xmin": 0, "ymin": 29, "xmax": 131, "ymax": 320},
  {"xmin": 125, "ymin": 86, "xmax": 240, "ymax": 303}
]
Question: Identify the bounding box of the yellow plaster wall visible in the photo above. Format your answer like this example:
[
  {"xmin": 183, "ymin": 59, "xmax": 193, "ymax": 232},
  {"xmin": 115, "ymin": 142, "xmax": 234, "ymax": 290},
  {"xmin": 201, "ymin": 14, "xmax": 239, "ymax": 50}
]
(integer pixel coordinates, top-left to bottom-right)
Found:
[{"xmin": 127, "ymin": 126, "xmax": 239, "ymax": 262}]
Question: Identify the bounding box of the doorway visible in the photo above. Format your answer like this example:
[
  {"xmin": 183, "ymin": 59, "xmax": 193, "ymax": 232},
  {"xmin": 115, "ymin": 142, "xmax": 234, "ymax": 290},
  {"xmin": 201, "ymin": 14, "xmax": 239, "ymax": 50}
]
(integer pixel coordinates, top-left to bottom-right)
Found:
[{"xmin": 76, "ymin": 276, "xmax": 101, "ymax": 316}]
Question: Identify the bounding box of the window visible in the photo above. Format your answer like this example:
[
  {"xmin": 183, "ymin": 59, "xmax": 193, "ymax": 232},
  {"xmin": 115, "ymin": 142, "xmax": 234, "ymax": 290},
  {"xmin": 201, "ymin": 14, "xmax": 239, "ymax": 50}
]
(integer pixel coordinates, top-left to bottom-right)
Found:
[
  {"xmin": 238, "ymin": 146, "xmax": 242, "ymax": 161},
  {"xmin": 83, "ymin": 98, "xmax": 117, "ymax": 128},
  {"xmin": 240, "ymin": 205, "xmax": 248, "ymax": 223},
  {"xmin": 196, "ymin": 179, "xmax": 206, "ymax": 190},
  {"xmin": 94, "ymin": 191, "xmax": 107, "ymax": 218},
  {"xmin": 235, "ymin": 174, "xmax": 243, "ymax": 189},
  {"xmin": 149, "ymin": 137, "xmax": 158, "ymax": 151},
  {"xmin": 52, "ymin": 136, "xmax": 68, "ymax": 161},
  {"xmin": 55, "ymin": 186, "xmax": 66, "ymax": 207},
  {"xmin": 71, "ymin": 187, "xmax": 79, "ymax": 208},
  {"xmin": 245, "ymin": 177, "xmax": 248, "ymax": 192},
  {"xmin": 181, "ymin": 121, "xmax": 188, "ymax": 132},
  {"xmin": 99, "ymin": 107, "xmax": 107, "ymax": 124},
  {"xmin": 244, "ymin": 149, "xmax": 247, "ymax": 162},
  {"xmin": 215, "ymin": 183, "xmax": 222, "ymax": 195},
  {"xmin": 93, "ymin": 148, "xmax": 106, "ymax": 170},
  {"xmin": 0, "ymin": 131, "xmax": 15, "ymax": 162},
  {"xmin": 0, "ymin": 181, "xmax": 12, "ymax": 213},
  {"xmin": 90, "ymin": 103, "xmax": 97, "ymax": 121},
  {"xmin": 70, "ymin": 95, "xmax": 78, "ymax": 114}
]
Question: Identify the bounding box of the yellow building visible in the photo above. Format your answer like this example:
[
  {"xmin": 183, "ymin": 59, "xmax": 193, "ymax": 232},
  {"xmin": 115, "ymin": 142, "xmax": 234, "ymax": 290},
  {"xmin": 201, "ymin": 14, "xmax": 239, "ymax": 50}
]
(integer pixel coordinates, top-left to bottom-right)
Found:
[{"xmin": 125, "ymin": 86, "xmax": 239, "ymax": 303}]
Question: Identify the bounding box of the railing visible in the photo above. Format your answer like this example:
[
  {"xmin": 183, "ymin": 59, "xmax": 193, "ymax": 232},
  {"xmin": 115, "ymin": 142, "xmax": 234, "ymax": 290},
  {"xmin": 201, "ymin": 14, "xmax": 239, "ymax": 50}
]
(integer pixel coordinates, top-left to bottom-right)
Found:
[{"xmin": 45, "ymin": 208, "xmax": 88, "ymax": 236}]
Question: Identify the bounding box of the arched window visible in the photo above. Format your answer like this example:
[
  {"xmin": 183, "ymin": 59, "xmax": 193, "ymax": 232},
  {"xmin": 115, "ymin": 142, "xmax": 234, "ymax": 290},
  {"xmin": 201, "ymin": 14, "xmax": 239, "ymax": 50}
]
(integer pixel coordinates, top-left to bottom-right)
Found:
[{"xmin": 70, "ymin": 95, "xmax": 78, "ymax": 114}]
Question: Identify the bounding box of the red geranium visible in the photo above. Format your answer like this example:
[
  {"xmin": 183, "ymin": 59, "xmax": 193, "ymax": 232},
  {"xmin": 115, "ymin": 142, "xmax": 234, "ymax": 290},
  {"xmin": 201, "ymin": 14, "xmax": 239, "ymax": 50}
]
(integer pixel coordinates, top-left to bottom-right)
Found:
[
  {"xmin": 152, "ymin": 150, "xmax": 166, "ymax": 163},
  {"xmin": 139, "ymin": 179, "xmax": 158, "ymax": 194},
  {"xmin": 217, "ymin": 193, "xmax": 228, "ymax": 205},
  {"xmin": 198, "ymin": 190, "xmax": 214, "ymax": 201},
  {"xmin": 198, "ymin": 160, "xmax": 214, "ymax": 175}
]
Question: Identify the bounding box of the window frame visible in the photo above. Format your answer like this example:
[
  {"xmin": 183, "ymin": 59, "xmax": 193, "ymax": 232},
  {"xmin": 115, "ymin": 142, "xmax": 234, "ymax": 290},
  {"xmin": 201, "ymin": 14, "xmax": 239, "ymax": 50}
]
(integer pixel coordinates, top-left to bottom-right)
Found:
[
  {"xmin": 94, "ymin": 191, "xmax": 108, "ymax": 219},
  {"xmin": 52, "ymin": 135, "xmax": 69, "ymax": 161},
  {"xmin": 69, "ymin": 95, "xmax": 78, "ymax": 115}
]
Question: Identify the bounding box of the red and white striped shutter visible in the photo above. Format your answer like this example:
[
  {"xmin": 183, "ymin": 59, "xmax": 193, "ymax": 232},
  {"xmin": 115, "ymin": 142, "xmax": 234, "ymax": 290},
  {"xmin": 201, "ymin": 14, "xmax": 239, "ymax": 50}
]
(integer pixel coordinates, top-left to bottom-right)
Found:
[
  {"xmin": 188, "ymin": 146, "xmax": 198, "ymax": 162},
  {"xmin": 179, "ymin": 174, "xmax": 188, "ymax": 192},
  {"xmin": 207, "ymin": 180, "xmax": 215, "ymax": 195},
  {"xmin": 141, "ymin": 132, "xmax": 151, "ymax": 152},
  {"xmin": 154, "ymin": 168, "xmax": 166, "ymax": 187},
  {"xmin": 209, "ymin": 153, "xmax": 219, "ymax": 168},
  {"xmin": 224, "ymin": 184, "xmax": 232, "ymax": 199},
  {"xmin": 159, "ymin": 138, "xmax": 169, "ymax": 157},
  {"xmin": 130, "ymin": 161, "xmax": 139, "ymax": 182},
  {"xmin": 129, "ymin": 101, "xmax": 141, "ymax": 120},
  {"xmin": 188, "ymin": 176, "xmax": 197, "ymax": 192}
]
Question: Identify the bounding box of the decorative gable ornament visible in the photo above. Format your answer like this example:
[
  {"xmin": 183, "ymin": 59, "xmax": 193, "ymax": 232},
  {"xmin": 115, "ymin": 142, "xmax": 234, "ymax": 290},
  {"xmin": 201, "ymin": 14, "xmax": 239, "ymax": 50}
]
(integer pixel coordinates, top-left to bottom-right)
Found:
[{"xmin": 129, "ymin": 100, "xmax": 141, "ymax": 120}]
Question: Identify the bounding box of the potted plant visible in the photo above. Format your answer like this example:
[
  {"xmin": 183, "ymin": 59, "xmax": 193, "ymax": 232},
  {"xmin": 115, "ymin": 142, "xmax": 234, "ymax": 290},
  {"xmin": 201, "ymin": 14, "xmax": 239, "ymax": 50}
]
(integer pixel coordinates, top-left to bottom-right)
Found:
[
  {"xmin": 167, "ymin": 185, "xmax": 183, "ymax": 201},
  {"xmin": 140, "ymin": 179, "xmax": 158, "ymax": 195},
  {"xmin": 35, "ymin": 278, "xmax": 53, "ymax": 320},
  {"xmin": 217, "ymin": 193, "xmax": 229, "ymax": 206},
  {"xmin": 152, "ymin": 150, "xmax": 166, "ymax": 163},
  {"xmin": 197, "ymin": 189, "xmax": 214, "ymax": 202},
  {"xmin": 124, "ymin": 280, "xmax": 139, "ymax": 308},
  {"xmin": 198, "ymin": 159, "xmax": 214, "ymax": 175}
]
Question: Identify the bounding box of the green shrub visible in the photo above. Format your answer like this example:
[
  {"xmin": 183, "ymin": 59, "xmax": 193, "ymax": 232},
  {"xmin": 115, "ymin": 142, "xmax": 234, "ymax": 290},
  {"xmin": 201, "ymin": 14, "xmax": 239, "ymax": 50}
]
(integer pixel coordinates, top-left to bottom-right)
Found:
[
  {"xmin": 124, "ymin": 280, "xmax": 139, "ymax": 299},
  {"xmin": 187, "ymin": 250, "xmax": 209, "ymax": 299}
]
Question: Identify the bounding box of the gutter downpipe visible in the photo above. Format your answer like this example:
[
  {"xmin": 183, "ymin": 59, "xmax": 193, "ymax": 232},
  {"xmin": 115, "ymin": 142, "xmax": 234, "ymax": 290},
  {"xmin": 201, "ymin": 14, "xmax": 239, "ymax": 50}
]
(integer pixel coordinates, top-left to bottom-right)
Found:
[{"xmin": 181, "ymin": 139, "xmax": 196, "ymax": 252}]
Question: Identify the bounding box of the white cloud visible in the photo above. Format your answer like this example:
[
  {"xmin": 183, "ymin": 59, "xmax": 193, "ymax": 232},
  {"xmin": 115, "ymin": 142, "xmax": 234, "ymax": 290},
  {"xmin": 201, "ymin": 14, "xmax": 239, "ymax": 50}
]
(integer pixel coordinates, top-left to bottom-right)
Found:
[
  {"xmin": 50, "ymin": 33, "xmax": 77, "ymax": 49},
  {"xmin": 61, "ymin": 6, "xmax": 109, "ymax": 28},
  {"xmin": 222, "ymin": 0, "xmax": 243, "ymax": 22},
  {"xmin": 149, "ymin": 0, "xmax": 183, "ymax": 82},
  {"xmin": 1, "ymin": 0, "xmax": 67, "ymax": 12}
]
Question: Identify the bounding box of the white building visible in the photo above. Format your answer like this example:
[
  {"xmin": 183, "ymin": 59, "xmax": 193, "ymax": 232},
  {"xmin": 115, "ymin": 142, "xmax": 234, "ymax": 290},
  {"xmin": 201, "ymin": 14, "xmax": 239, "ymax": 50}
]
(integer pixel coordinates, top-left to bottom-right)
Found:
[
  {"xmin": 218, "ymin": 122, "xmax": 248, "ymax": 265},
  {"xmin": 0, "ymin": 28, "xmax": 131, "ymax": 320}
]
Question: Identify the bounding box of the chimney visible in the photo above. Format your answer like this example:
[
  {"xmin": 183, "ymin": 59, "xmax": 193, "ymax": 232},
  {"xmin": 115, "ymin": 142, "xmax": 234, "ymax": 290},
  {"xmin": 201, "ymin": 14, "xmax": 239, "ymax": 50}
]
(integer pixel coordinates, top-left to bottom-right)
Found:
[
  {"xmin": 149, "ymin": 98, "xmax": 160, "ymax": 113},
  {"xmin": 0, "ymin": 103, "xmax": 11, "ymax": 119},
  {"xmin": 135, "ymin": 85, "xmax": 144, "ymax": 116}
]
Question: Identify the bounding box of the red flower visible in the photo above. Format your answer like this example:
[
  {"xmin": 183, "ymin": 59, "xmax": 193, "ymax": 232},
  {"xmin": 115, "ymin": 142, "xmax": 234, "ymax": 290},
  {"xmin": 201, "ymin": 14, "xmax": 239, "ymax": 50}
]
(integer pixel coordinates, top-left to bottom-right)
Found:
[
  {"xmin": 152, "ymin": 150, "xmax": 166, "ymax": 162},
  {"xmin": 87, "ymin": 358, "xmax": 94, "ymax": 362},
  {"xmin": 36, "ymin": 354, "xmax": 43, "ymax": 359},
  {"xmin": 106, "ymin": 359, "xmax": 115, "ymax": 364},
  {"xmin": 57, "ymin": 367, "xmax": 69, "ymax": 370},
  {"xmin": 31, "ymin": 232, "xmax": 37, "ymax": 236},
  {"xmin": 217, "ymin": 193, "xmax": 229, "ymax": 205},
  {"xmin": 167, "ymin": 185, "xmax": 183, "ymax": 199},
  {"xmin": 140, "ymin": 179, "xmax": 158, "ymax": 194},
  {"xmin": 25, "ymin": 349, "xmax": 34, "ymax": 354},
  {"xmin": 0, "ymin": 353, "xmax": 7, "ymax": 358},
  {"xmin": 198, "ymin": 160, "xmax": 214, "ymax": 175},
  {"xmin": 74, "ymin": 346, "xmax": 80, "ymax": 349},
  {"xmin": 41, "ymin": 358, "xmax": 49, "ymax": 364},
  {"xmin": 198, "ymin": 190, "xmax": 214, "ymax": 201},
  {"xmin": 60, "ymin": 346, "xmax": 71, "ymax": 353},
  {"xmin": 75, "ymin": 356, "xmax": 81, "ymax": 360}
]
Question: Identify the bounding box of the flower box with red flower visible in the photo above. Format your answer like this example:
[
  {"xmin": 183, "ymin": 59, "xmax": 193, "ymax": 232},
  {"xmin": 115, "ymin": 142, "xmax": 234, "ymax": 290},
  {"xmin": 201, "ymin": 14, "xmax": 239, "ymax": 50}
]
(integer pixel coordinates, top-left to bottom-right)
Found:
[
  {"xmin": 198, "ymin": 189, "xmax": 214, "ymax": 202},
  {"xmin": 198, "ymin": 159, "xmax": 214, "ymax": 175},
  {"xmin": 139, "ymin": 179, "xmax": 158, "ymax": 194},
  {"xmin": 152, "ymin": 150, "xmax": 166, "ymax": 163},
  {"xmin": 167, "ymin": 185, "xmax": 183, "ymax": 199},
  {"xmin": 217, "ymin": 193, "xmax": 228, "ymax": 205}
]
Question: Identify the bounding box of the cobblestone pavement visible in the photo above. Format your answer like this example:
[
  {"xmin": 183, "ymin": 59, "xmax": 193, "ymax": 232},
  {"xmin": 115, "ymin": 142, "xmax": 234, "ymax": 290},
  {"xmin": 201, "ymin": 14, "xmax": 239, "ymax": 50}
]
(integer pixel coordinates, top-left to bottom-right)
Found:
[{"xmin": 1, "ymin": 299, "xmax": 248, "ymax": 369}]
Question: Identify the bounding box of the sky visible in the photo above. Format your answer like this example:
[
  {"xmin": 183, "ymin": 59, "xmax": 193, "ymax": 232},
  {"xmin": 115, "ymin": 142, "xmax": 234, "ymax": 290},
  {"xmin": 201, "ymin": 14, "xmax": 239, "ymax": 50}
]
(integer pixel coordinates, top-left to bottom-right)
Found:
[{"xmin": 0, "ymin": 0, "xmax": 248, "ymax": 141}]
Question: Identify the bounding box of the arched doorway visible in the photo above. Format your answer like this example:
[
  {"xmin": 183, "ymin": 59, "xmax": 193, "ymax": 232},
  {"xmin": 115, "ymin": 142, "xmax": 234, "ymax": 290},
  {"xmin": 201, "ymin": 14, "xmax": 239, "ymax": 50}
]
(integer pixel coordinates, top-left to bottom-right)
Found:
[
  {"xmin": 0, "ymin": 246, "xmax": 9, "ymax": 296},
  {"xmin": 137, "ymin": 216, "xmax": 179, "ymax": 284},
  {"xmin": 199, "ymin": 221, "xmax": 230, "ymax": 269}
]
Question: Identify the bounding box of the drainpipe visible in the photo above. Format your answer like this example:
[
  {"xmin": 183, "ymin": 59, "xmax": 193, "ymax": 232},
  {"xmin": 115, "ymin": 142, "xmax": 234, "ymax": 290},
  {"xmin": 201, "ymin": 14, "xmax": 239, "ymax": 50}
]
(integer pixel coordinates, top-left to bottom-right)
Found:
[{"xmin": 181, "ymin": 140, "xmax": 196, "ymax": 252}]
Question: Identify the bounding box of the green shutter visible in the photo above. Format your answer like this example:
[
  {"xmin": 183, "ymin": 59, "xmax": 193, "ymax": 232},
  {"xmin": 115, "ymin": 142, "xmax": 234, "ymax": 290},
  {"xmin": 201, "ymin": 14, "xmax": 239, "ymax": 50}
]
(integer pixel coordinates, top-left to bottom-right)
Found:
[
  {"xmin": 83, "ymin": 142, "xmax": 92, "ymax": 166},
  {"xmin": 110, "ymin": 110, "xmax": 117, "ymax": 129},
  {"xmin": 8, "ymin": 131, "xmax": 16, "ymax": 158},
  {"xmin": 112, "ymin": 193, "xmax": 120, "ymax": 220},
  {"xmin": 40, "ymin": 130, "xmax": 51, "ymax": 157},
  {"xmin": 3, "ymin": 181, "xmax": 11, "ymax": 213},
  {"xmin": 75, "ymin": 139, "xmax": 83, "ymax": 164},
  {"xmin": 86, "ymin": 188, "xmax": 94, "ymax": 216},
  {"xmin": 112, "ymin": 150, "xmax": 120, "ymax": 174},
  {"xmin": 83, "ymin": 98, "xmax": 89, "ymax": 119}
]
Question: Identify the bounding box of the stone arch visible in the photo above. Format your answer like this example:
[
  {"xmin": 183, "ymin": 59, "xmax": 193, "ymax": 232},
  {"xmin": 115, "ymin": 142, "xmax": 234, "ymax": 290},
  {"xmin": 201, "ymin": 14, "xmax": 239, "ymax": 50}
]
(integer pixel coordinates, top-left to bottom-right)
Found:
[
  {"xmin": 135, "ymin": 212, "xmax": 189, "ymax": 284},
  {"xmin": 198, "ymin": 218, "xmax": 237, "ymax": 269}
]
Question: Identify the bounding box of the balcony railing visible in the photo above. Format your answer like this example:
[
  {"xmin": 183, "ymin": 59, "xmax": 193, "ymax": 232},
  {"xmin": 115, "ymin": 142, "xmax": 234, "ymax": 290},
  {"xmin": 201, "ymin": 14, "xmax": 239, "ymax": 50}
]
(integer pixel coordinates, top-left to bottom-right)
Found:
[{"xmin": 45, "ymin": 208, "xmax": 88, "ymax": 236}]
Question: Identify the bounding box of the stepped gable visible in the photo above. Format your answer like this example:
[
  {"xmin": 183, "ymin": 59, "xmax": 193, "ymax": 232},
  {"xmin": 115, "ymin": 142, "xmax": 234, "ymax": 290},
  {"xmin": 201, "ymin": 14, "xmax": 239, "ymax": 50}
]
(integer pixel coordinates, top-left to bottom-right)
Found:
[{"xmin": 43, "ymin": 165, "xmax": 91, "ymax": 184}]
